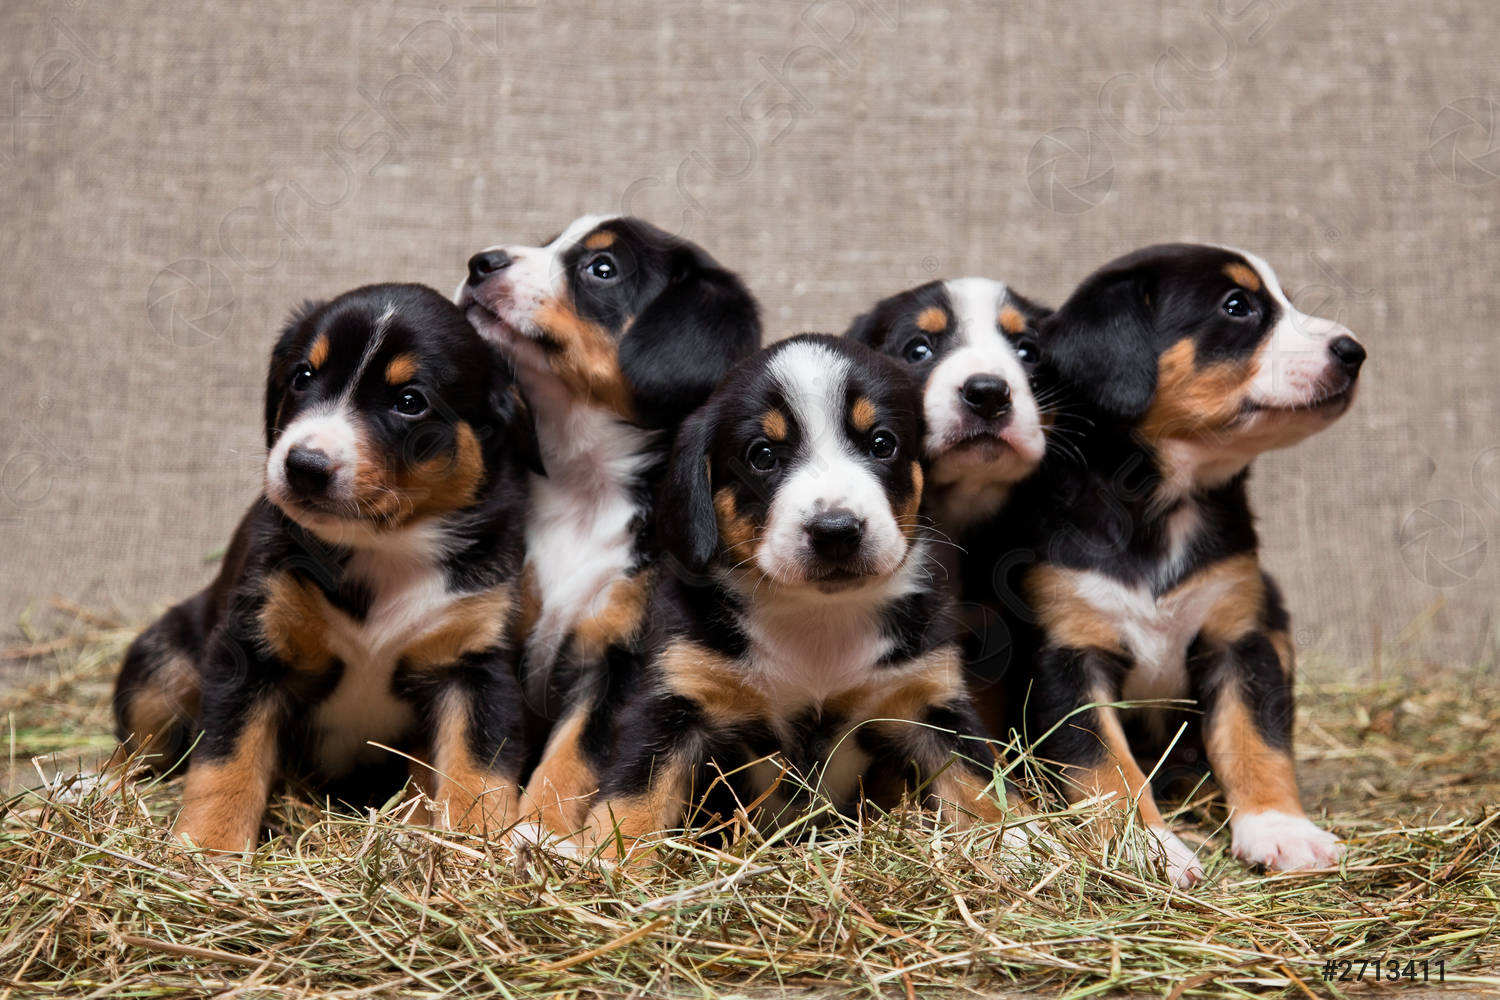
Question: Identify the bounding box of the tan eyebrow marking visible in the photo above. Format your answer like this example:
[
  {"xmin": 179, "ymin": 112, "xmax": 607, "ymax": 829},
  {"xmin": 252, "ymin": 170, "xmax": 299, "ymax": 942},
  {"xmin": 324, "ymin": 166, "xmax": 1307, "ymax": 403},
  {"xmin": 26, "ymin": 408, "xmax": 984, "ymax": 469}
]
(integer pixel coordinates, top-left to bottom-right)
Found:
[
  {"xmin": 915, "ymin": 306, "xmax": 948, "ymax": 333},
  {"xmin": 584, "ymin": 231, "xmax": 616, "ymax": 251},
  {"xmin": 762, "ymin": 410, "xmax": 788, "ymax": 440},
  {"xmin": 999, "ymin": 305, "xmax": 1026, "ymax": 334},
  {"xmin": 1223, "ymin": 262, "xmax": 1261, "ymax": 292},
  {"xmin": 385, "ymin": 353, "xmax": 418, "ymax": 385},
  {"xmin": 308, "ymin": 334, "xmax": 329, "ymax": 370},
  {"xmin": 850, "ymin": 396, "xmax": 877, "ymax": 433}
]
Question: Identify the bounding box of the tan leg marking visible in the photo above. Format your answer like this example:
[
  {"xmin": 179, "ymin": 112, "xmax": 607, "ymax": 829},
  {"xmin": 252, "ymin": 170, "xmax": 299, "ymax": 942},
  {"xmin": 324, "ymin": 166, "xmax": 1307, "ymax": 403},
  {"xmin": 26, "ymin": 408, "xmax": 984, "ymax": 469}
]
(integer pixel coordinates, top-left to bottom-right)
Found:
[
  {"xmin": 584, "ymin": 756, "xmax": 695, "ymax": 859},
  {"xmin": 1024, "ymin": 565, "xmax": 1124, "ymax": 654},
  {"xmin": 1202, "ymin": 688, "xmax": 1303, "ymax": 819},
  {"xmin": 524, "ymin": 706, "xmax": 600, "ymax": 834},
  {"xmin": 259, "ymin": 573, "xmax": 335, "ymax": 671},
  {"xmin": 400, "ymin": 585, "xmax": 512, "ymax": 670},
  {"xmin": 120, "ymin": 653, "xmax": 200, "ymax": 765},
  {"xmin": 1177, "ymin": 553, "xmax": 1264, "ymax": 644},
  {"xmin": 425, "ymin": 690, "xmax": 519, "ymax": 836},
  {"xmin": 573, "ymin": 570, "xmax": 652, "ymax": 660},
  {"xmin": 174, "ymin": 701, "xmax": 279, "ymax": 853}
]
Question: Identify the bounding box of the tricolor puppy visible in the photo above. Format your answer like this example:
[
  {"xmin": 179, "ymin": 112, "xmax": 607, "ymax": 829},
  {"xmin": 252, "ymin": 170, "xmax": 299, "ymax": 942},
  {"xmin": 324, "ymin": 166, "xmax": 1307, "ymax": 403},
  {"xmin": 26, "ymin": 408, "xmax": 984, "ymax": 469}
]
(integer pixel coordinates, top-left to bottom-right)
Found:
[
  {"xmin": 994, "ymin": 244, "xmax": 1364, "ymax": 886},
  {"xmin": 577, "ymin": 335, "xmax": 1019, "ymax": 851},
  {"xmin": 846, "ymin": 278, "xmax": 1052, "ymax": 534},
  {"xmin": 112, "ymin": 284, "xmax": 540, "ymax": 851},
  {"xmin": 846, "ymin": 278, "xmax": 1054, "ymax": 737},
  {"xmin": 455, "ymin": 215, "xmax": 760, "ymax": 829}
]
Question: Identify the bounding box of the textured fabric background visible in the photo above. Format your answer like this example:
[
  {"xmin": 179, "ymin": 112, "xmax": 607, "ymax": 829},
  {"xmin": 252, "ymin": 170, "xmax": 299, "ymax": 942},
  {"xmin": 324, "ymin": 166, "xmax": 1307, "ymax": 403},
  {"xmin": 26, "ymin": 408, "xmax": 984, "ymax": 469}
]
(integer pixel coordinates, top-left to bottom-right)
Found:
[{"xmin": 2, "ymin": 0, "xmax": 1496, "ymax": 678}]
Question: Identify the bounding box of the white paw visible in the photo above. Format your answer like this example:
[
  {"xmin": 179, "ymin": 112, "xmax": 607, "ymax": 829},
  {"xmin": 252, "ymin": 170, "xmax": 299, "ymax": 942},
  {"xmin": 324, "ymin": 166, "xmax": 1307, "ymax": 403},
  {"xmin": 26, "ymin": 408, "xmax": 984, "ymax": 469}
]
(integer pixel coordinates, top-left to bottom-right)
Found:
[
  {"xmin": 1231, "ymin": 810, "xmax": 1344, "ymax": 871},
  {"xmin": 1149, "ymin": 825, "xmax": 1206, "ymax": 888}
]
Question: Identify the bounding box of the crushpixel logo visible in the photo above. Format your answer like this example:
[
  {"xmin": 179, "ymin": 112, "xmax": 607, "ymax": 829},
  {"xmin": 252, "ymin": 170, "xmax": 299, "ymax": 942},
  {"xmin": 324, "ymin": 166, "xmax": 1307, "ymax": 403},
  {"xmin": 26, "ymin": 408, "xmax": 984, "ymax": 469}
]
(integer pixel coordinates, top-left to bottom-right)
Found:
[
  {"xmin": 1025, "ymin": 127, "xmax": 1114, "ymax": 214},
  {"xmin": 147, "ymin": 258, "xmax": 237, "ymax": 347},
  {"xmin": 1427, "ymin": 97, "xmax": 1500, "ymax": 186},
  {"xmin": 1398, "ymin": 498, "xmax": 1487, "ymax": 588}
]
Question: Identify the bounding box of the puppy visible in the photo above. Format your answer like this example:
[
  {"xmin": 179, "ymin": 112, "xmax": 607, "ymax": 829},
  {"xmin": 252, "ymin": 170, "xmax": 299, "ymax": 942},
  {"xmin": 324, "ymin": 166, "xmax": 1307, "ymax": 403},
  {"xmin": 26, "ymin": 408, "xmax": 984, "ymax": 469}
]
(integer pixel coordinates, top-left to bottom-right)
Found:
[
  {"xmin": 455, "ymin": 215, "xmax": 760, "ymax": 829},
  {"xmin": 846, "ymin": 278, "xmax": 1053, "ymax": 736},
  {"xmin": 577, "ymin": 335, "xmax": 1019, "ymax": 853},
  {"xmin": 992, "ymin": 245, "xmax": 1364, "ymax": 886},
  {"xmin": 112, "ymin": 284, "xmax": 540, "ymax": 851},
  {"xmin": 846, "ymin": 278, "xmax": 1053, "ymax": 534}
]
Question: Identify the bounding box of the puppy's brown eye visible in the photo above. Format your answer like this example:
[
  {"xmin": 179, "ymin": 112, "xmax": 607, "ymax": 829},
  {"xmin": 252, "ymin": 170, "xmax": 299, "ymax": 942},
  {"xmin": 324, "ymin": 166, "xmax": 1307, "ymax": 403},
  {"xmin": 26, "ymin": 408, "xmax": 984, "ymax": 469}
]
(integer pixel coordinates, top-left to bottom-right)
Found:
[
  {"xmin": 869, "ymin": 429, "xmax": 898, "ymax": 460},
  {"xmin": 1014, "ymin": 335, "xmax": 1040, "ymax": 366},
  {"xmin": 747, "ymin": 441, "xmax": 778, "ymax": 473},
  {"xmin": 394, "ymin": 388, "xmax": 429, "ymax": 417},
  {"xmin": 291, "ymin": 364, "xmax": 314, "ymax": 391},
  {"xmin": 586, "ymin": 254, "xmax": 616, "ymax": 280},
  {"xmin": 1222, "ymin": 291, "xmax": 1255, "ymax": 318},
  {"xmin": 903, "ymin": 336, "xmax": 934, "ymax": 364}
]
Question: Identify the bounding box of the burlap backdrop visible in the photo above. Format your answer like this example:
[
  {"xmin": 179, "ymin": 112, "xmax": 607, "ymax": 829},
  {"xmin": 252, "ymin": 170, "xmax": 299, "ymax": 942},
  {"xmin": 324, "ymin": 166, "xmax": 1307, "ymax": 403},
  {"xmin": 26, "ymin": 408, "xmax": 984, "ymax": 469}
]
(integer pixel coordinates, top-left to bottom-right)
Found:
[{"xmin": 2, "ymin": 0, "xmax": 1496, "ymax": 681}]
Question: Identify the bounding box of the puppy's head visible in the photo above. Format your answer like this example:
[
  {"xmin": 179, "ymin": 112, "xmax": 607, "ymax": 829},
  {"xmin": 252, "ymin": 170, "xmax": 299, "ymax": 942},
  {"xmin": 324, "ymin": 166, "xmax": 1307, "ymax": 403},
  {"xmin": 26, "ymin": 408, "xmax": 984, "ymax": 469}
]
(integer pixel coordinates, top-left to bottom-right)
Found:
[
  {"xmin": 263, "ymin": 284, "xmax": 540, "ymax": 545},
  {"xmin": 847, "ymin": 279, "xmax": 1051, "ymax": 521},
  {"xmin": 456, "ymin": 214, "xmax": 761, "ymax": 429},
  {"xmin": 660, "ymin": 335, "xmax": 925, "ymax": 593},
  {"xmin": 1044, "ymin": 244, "xmax": 1366, "ymax": 482}
]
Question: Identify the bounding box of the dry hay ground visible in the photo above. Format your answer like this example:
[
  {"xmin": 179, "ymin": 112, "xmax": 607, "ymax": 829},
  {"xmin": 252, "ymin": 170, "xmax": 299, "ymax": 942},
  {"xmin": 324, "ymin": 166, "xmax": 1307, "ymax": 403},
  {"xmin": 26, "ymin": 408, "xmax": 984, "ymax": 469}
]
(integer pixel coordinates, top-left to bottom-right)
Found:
[{"xmin": 1, "ymin": 607, "xmax": 1498, "ymax": 999}]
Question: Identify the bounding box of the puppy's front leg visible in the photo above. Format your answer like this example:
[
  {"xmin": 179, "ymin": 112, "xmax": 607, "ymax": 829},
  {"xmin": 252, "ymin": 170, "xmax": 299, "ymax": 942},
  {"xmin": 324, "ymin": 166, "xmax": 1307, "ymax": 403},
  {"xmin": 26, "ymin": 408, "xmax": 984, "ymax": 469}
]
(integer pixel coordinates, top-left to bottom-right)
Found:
[
  {"xmin": 417, "ymin": 659, "xmax": 526, "ymax": 837},
  {"xmin": 174, "ymin": 641, "xmax": 282, "ymax": 853},
  {"xmin": 1191, "ymin": 627, "xmax": 1343, "ymax": 873},
  {"xmin": 1032, "ymin": 646, "xmax": 1205, "ymax": 887},
  {"xmin": 582, "ymin": 694, "xmax": 704, "ymax": 860}
]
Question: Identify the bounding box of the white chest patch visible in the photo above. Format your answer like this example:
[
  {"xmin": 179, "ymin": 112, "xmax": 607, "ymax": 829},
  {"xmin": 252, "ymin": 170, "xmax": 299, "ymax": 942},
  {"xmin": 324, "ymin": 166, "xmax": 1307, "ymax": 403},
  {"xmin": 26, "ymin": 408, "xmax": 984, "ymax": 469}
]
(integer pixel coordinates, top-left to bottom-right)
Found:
[
  {"xmin": 307, "ymin": 528, "xmax": 459, "ymax": 775},
  {"xmin": 522, "ymin": 392, "xmax": 654, "ymax": 672}
]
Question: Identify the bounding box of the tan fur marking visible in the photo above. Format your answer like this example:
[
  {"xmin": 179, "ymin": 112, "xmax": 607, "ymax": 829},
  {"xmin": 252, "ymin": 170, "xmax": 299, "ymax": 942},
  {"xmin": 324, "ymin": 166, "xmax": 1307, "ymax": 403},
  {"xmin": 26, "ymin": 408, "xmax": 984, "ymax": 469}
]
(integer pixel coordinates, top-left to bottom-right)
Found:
[
  {"xmin": 895, "ymin": 461, "xmax": 924, "ymax": 536},
  {"xmin": 174, "ymin": 701, "xmax": 279, "ymax": 852},
  {"xmin": 1223, "ymin": 262, "xmax": 1261, "ymax": 292},
  {"xmin": 1069, "ymin": 696, "xmax": 1169, "ymax": 829},
  {"xmin": 714, "ymin": 487, "xmax": 760, "ymax": 568},
  {"xmin": 120, "ymin": 653, "xmax": 200, "ymax": 766},
  {"xmin": 533, "ymin": 299, "xmax": 634, "ymax": 418},
  {"xmin": 585, "ymin": 757, "xmax": 695, "ymax": 858},
  {"xmin": 259, "ymin": 573, "xmax": 334, "ymax": 671},
  {"xmin": 1203, "ymin": 689, "xmax": 1304, "ymax": 818},
  {"xmin": 916, "ymin": 306, "xmax": 948, "ymax": 333},
  {"xmin": 659, "ymin": 640, "xmax": 768, "ymax": 724},
  {"xmin": 998, "ymin": 305, "xmax": 1026, "ymax": 334},
  {"xmin": 525, "ymin": 707, "xmax": 601, "ymax": 834},
  {"xmin": 401, "ymin": 585, "xmax": 513, "ymax": 670},
  {"xmin": 353, "ymin": 421, "xmax": 488, "ymax": 529},
  {"xmin": 425, "ymin": 688, "xmax": 520, "ymax": 835},
  {"xmin": 514, "ymin": 564, "xmax": 543, "ymax": 649},
  {"xmin": 384, "ymin": 353, "xmax": 418, "ymax": 385},
  {"xmin": 931, "ymin": 765, "xmax": 1008, "ymax": 827},
  {"xmin": 1185, "ymin": 554, "xmax": 1265, "ymax": 643},
  {"xmin": 850, "ymin": 396, "xmax": 877, "ymax": 433},
  {"xmin": 573, "ymin": 571, "xmax": 653, "ymax": 657},
  {"xmin": 762, "ymin": 409, "xmax": 788, "ymax": 441},
  {"xmin": 584, "ymin": 230, "xmax": 616, "ymax": 250},
  {"xmin": 1024, "ymin": 565, "xmax": 1124, "ymax": 654},
  {"xmin": 308, "ymin": 334, "xmax": 329, "ymax": 370},
  {"xmin": 1141, "ymin": 339, "xmax": 1254, "ymax": 443}
]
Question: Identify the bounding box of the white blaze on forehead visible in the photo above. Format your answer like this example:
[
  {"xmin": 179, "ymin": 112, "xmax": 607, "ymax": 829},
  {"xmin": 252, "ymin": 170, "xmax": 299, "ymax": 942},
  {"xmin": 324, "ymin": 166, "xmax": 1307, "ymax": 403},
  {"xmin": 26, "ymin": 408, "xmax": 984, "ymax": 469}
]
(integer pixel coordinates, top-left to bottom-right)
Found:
[
  {"xmin": 1225, "ymin": 247, "xmax": 1359, "ymax": 408},
  {"xmin": 755, "ymin": 341, "xmax": 908, "ymax": 584}
]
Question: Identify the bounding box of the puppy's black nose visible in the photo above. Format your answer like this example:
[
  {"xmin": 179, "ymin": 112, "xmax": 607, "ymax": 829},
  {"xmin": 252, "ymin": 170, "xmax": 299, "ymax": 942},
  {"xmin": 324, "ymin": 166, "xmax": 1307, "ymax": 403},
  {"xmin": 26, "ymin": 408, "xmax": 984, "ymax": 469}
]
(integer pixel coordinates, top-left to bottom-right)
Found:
[
  {"xmin": 285, "ymin": 446, "xmax": 335, "ymax": 495},
  {"xmin": 1328, "ymin": 335, "xmax": 1366, "ymax": 374},
  {"xmin": 960, "ymin": 374, "xmax": 1012, "ymax": 420},
  {"xmin": 807, "ymin": 509, "xmax": 865, "ymax": 563},
  {"xmin": 467, "ymin": 250, "xmax": 512, "ymax": 285}
]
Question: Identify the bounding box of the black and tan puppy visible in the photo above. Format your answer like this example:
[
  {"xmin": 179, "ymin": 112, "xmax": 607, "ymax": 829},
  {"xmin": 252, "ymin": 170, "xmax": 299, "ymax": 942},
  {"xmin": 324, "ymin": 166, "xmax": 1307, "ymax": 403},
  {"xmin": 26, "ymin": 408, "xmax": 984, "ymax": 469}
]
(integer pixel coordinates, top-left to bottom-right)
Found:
[
  {"xmin": 112, "ymin": 284, "xmax": 540, "ymax": 851},
  {"xmin": 990, "ymin": 245, "xmax": 1364, "ymax": 886},
  {"xmin": 455, "ymin": 215, "xmax": 760, "ymax": 830},
  {"xmin": 574, "ymin": 335, "xmax": 1021, "ymax": 853}
]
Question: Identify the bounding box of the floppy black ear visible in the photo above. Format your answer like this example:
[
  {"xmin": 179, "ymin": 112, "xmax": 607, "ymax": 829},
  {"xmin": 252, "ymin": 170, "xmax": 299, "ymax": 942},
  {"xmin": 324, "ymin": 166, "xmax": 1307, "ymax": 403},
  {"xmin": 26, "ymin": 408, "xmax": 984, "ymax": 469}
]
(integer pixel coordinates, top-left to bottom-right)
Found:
[
  {"xmin": 489, "ymin": 375, "xmax": 545, "ymax": 477},
  {"xmin": 1041, "ymin": 274, "xmax": 1158, "ymax": 421},
  {"xmin": 264, "ymin": 299, "xmax": 326, "ymax": 448},
  {"xmin": 619, "ymin": 250, "xmax": 761, "ymax": 429},
  {"xmin": 657, "ymin": 401, "xmax": 720, "ymax": 574}
]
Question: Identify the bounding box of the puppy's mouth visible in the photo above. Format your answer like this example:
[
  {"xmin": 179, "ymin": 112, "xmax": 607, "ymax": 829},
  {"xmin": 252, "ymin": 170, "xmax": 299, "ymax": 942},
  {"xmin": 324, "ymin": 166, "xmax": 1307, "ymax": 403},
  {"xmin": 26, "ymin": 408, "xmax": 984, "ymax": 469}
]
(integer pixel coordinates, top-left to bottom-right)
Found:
[
  {"xmin": 1244, "ymin": 381, "xmax": 1357, "ymax": 418},
  {"xmin": 463, "ymin": 297, "xmax": 562, "ymax": 356}
]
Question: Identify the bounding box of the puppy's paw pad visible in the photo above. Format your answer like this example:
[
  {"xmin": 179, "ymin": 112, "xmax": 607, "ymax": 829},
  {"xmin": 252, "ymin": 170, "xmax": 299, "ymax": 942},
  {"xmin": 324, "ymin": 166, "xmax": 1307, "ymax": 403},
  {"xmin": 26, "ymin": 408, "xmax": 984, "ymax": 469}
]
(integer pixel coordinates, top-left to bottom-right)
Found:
[{"xmin": 1231, "ymin": 811, "xmax": 1344, "ymax": 871}]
